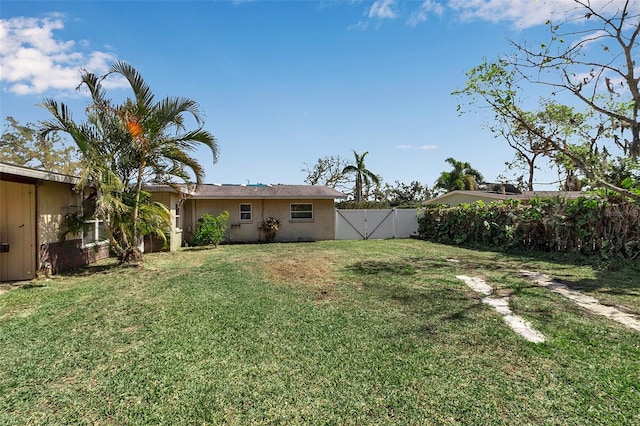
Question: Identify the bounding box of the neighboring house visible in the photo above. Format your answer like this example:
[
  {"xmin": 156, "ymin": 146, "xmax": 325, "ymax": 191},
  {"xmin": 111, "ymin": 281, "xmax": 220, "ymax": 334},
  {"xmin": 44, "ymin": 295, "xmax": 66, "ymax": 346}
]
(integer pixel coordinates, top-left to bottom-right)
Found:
[
  {"xmin": 423, "ymin": 190, "xmax": 584, "ymax": 207},
  {"xmin": 147, "ymin": 183, "xmax": 347, "ymax": 247},
  {"xmin": 0, "ymin": 162, "xmax": 109, "ymax": 281}
]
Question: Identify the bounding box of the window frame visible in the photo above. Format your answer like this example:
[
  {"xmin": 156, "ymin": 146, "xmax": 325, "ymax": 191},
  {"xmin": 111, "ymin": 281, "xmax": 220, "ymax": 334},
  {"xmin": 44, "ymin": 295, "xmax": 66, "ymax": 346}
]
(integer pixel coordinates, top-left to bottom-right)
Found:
[
  {"xmin": 239, "ymin": 203, "xmax": 253, "ymax": 222},
  {"xmin": 81, "ymin": 189, "xmax": 108, "ymax": 248},
  {"xmin": 175, "ymin": 202, "xmax": 182, "ymax": 230},
  {"xmin": 290, "ymin": 203, "xmax": 313, "ymax": 221},
  {"xmin": 82, "ymin": 217, "xmax": 108, "ymax": 247}
]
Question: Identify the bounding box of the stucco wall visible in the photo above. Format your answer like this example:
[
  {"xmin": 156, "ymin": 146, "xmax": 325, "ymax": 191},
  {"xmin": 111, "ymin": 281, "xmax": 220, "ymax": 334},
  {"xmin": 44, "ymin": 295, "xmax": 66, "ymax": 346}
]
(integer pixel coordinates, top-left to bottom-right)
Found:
[
  {"xmin": 37, "ymin": 180, "xmax": 80, "ymax": 244},
  {"xmin": 149, "ymin": 191, "xmax": 183, "ymax": 252},
  {"xmin": 36, "ymin": 180, "xmax": 110, "ymax": 273},
  {"xmin": 183, "ymin": 198, "xmax": 336, "ymax": 244}
]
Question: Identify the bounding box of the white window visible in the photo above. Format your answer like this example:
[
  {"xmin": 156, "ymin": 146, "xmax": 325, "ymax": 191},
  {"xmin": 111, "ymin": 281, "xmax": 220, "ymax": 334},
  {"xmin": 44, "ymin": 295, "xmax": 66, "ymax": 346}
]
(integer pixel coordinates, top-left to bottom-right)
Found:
[
  {"xmin": 82, "ymin": 191, "xmax": 108, "ymax": 246},
  {"xmin": 290, "ymin": 203, "xmax": 313, "ymax": 220},
  {"xmin": 83, "ymin": 218, "xmax": 107, "ymax": 246},
  {"xmin": 175, "ymin": 203, "xmax": 181, "ymax": 229},
  {"xmin": 240, "ymin": 203, "xmax": 252, "ymax": 221}
]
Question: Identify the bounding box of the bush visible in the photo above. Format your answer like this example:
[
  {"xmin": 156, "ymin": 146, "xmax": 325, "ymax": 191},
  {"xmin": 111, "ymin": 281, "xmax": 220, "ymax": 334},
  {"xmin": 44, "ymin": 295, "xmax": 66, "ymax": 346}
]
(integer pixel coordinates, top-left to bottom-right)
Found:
[
  {"xmin": 192, "ymin": 211, "xmax": 229, "ymax": 247},
  {"xmin": 418, "ymin": 197, "xmax": 640, "ymax": 259},
  {"xmin": 260, "ymin": 217, "xmax": 280, "ymax": 242}
]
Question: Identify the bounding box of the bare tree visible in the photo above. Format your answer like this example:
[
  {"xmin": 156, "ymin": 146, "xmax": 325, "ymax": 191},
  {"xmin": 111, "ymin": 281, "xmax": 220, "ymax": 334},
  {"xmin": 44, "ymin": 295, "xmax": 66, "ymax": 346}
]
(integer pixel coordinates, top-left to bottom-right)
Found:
[
  {"xmin": 302, "ymin": 155, "xmax": 351, "ymax": 191},
  {"xmin": 456, "ymin": 0, "xmax": 640, "ymax": 200}
]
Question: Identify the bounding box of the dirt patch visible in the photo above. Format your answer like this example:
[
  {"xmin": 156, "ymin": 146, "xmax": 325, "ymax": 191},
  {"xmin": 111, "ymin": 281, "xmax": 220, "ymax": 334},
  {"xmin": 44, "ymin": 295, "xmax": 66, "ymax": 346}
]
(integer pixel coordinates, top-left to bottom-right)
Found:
[
  {"xmin": 259, "ymin": 254, "xmax": 340, "ymax": 302},
  {"xmin": 263, "ymin": 256, "xmax": 329, "ymax": 284}
]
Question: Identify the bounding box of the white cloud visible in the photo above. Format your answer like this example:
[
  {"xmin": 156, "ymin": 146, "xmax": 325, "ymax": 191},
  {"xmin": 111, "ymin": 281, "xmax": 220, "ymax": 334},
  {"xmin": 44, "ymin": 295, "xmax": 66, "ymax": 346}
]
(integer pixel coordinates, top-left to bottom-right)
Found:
[
  {"xmin": 394, "ymin": 144, "xmax": 438, "ymax": 150},
  {"xmin": 419, "ymin": 144, "xmax": 438, "ymax": 150},
  {"xmin": 368, "ymin": 0, "xmax": 398, "ymax": 20},
  {"xmin": 407, "ymin": 0, "xmax": 445, "ymax": 27},
  {"xmin": 0, "ymin": 16, "xmax": 122, "ymax": 95},
  {"xmin": 348, "ymin": 20, "xmax": 370, "ymax": 31},
  {"xmin": 447, "ymin": 0, "xmax": 557, "ymax": 27},
  {"xmin": 447, "ymin": 0, "xmax": 633, "ymax": 29},
  {"xmin": 352, "ymin": 0, "xmax": 634, "ymax": 31}
]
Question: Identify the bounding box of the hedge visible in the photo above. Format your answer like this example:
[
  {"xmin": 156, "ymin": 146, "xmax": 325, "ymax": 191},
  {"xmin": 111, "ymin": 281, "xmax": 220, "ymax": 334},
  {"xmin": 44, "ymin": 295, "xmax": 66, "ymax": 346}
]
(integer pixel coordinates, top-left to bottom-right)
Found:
[{"xmin": 418, "ymin": 197, "xmax": 640, "ymax": 259}]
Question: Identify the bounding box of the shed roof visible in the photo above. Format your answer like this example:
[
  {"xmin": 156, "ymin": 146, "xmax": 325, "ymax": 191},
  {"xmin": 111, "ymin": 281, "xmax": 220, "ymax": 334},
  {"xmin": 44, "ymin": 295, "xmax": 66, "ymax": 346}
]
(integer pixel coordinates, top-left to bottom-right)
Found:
[
  {"xmin": 0, "ymin": 162, "xmax": 79, "ymax": 185},
  {"xmin": 147, "ymin": 183, "xmax": 347, "ymax": 200}
]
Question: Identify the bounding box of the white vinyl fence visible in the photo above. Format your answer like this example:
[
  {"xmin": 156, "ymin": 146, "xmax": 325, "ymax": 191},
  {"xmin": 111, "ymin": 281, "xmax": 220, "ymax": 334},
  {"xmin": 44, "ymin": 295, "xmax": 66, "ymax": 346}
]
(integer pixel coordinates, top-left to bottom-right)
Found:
[{"xmin": 335, "ymin": 209, "xmax": 421, "ymax": 240}]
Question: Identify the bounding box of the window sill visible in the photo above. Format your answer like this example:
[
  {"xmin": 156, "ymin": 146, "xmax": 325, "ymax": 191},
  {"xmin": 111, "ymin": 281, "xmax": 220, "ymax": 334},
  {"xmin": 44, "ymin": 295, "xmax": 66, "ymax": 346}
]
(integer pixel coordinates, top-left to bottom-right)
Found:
[{"xmin": 82, "ymin": 240, "xmax": 109, "ymax": 249}]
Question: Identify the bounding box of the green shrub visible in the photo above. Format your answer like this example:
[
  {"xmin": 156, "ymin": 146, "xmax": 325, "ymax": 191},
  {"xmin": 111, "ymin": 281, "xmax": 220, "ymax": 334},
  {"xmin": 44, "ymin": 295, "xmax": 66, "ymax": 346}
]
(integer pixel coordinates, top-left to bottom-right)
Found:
[
  {"xmin": 418, "ymin": 197, "xmax": 640, "ymax": 259},
  {"xmin": 192, "ymin": 211, "xmax": 229, "ymax": 247}
]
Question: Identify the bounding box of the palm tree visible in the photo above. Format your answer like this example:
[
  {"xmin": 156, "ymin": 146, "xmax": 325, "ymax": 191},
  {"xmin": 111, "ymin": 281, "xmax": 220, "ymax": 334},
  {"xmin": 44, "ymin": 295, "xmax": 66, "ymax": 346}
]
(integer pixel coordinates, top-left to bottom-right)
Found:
[
  {"xmin": 40, "ymin": 61, "xmax": 218, "ymax": 262},
  {"xmin": 434, "ymin": 157, "xmax": 484, "ymax": 193},
  {"xmin": 342, "ymin": 150, "xmax": 380, "ymax": 203}
]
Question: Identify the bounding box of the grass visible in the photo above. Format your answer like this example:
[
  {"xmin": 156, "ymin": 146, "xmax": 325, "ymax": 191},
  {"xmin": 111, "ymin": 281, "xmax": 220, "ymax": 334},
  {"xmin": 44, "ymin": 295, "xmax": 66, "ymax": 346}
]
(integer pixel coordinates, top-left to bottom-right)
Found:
[{"xmin": 1, "ymin": 239, "xmax": 639, "ymax": 425}]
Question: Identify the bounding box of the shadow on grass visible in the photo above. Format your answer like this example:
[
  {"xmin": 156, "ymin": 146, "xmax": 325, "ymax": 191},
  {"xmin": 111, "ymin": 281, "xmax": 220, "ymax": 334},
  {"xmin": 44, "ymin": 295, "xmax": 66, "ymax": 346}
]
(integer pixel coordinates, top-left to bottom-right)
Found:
[
  {"xmin": 384, "ymin": 286, "xmax": 488, "ymax": 340},
  {"xmin": 345, "ymin": 257, "xmax": 484, "ymax": 327},
  {"xmin": 346, "ymin": 258, "xmax": 454, "ymax": 276},
  {"xmin": 181, "ymin": 246, "xmax": 221, "ymax": 252},
  {"xmin": 18, "ymin": 283, "xmax": 46, "ymax": 290},
  {"xmin": 60, "ymin": 259, "xmax": 135, "ymax": 278},
  {"xmin": 427, "ymin": 241, "xmax": 640, "ymax": 295}
]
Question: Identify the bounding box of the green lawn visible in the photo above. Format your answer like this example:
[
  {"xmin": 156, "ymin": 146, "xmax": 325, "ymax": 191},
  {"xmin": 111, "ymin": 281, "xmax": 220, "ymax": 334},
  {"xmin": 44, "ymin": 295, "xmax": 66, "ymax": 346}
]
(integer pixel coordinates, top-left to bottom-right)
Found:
[{"xmin": 1, "ymin": 240, "xmax": 639, "ymax": 425}]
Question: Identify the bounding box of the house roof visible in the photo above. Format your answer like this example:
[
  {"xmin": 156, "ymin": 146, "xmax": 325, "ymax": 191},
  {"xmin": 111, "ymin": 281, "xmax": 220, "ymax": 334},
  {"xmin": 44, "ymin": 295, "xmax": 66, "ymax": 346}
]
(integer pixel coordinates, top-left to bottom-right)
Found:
[
  {"xmin": 147, "ymin": 183, "xmax": 348, "ymax": 200},
  {"xmin": 0, "ymin": 163, "xmax": 347, "ymax": 200},
  {"xmin": 0, "ymin": 162, "xmax": 79, "ymax": 185},
  {"xmin": 424, "ymin": 190, "xmax": 585, "ymax": 205}
]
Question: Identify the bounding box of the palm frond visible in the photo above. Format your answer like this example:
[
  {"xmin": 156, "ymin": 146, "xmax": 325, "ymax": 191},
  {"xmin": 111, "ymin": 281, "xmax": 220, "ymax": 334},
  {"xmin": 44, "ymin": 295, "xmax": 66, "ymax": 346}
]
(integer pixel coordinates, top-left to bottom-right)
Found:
[
  {"xmin": 173, "ymin": 129, "xmax": 219, "ymax": 163},
  {"xmin": 155, "ymin": 97, "xmax": 204, "ymax": 128},
  {"xmin": 108, "ymin": 61, "xmax": 155, "ymax": 111}
]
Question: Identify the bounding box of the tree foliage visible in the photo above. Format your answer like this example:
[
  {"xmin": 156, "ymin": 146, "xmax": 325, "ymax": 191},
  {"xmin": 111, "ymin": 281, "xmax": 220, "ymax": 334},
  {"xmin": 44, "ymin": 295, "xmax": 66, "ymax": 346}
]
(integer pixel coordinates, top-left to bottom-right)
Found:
[
  {"xmin": 455, "ymin": 0, "xmax": 640, "ymax": 201},
  {"xmin": 302, "ymin": 155, "xmax": 351, "ymax": 191},
  {"xmin": 384, "ymin": 180, "xmax": 432, "ymax": 207},
  {"xmin": 419, "ymin": 197, "xmax": 640, "ymax": 259},
  {"xmin": 0, "ymin": 116, "xmax": 81, "ymax": 175},
  {"xmin": 342, "ymin": 150, "xmax": 381, "ymax": 203},
  {"xmin": 434, "ymin": 157, "xmax": 484, "ymax": 194},
  {"xmin": 40, "ymin": 61, "xmax": 218, "ymax": 263},
  {"xmin": 304, "ymin": 153, "xmax": 431, "ymax": 207}
]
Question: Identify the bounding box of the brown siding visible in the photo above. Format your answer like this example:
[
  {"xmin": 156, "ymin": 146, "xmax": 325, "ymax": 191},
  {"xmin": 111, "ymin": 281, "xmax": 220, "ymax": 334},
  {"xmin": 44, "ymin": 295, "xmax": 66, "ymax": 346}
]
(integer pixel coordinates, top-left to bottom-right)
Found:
[{"xmin": 40, "ymin": 239, "xmax": 110, "ymax": 274}]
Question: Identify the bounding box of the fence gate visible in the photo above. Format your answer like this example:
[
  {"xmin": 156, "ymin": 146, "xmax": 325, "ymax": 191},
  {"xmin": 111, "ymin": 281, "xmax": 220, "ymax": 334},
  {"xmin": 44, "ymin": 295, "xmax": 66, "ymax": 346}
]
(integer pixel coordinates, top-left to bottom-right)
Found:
[{"xmin": 335, "ymin": 209, "xmax": 420, "ymax": 240}]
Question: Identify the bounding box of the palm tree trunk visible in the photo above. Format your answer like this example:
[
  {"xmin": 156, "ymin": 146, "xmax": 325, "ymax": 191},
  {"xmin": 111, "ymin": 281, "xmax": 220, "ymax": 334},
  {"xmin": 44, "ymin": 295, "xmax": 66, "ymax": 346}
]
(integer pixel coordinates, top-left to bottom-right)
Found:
[{"xmin": 127, "ymin": 158, "xmax": 146, "ymax": 262}]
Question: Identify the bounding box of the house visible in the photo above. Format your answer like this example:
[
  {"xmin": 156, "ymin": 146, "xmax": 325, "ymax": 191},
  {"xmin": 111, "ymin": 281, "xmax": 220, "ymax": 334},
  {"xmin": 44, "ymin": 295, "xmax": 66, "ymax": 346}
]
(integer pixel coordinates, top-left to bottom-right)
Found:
[
  {"xmin": 0, "ymin": 162, "xmax": 109, "ymax": 282},
  {"xmin": 0, "ymin": 160, "xmax": 347, "ymax": 281},
  {"xmin": 423, "ymin": 189, "xmax": 584, "ymax": 207},
  {"xmin": 147, "ymin": 183, "xmax": 347, "ymax": 248}
]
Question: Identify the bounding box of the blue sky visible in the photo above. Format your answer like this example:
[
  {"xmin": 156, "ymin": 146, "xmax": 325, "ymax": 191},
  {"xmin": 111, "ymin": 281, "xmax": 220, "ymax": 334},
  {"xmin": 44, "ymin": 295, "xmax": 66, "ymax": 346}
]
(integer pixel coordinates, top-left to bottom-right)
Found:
[{"xmin": 0, "ymin": 1, "xmax": 609, "ymax": 189}]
